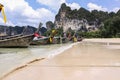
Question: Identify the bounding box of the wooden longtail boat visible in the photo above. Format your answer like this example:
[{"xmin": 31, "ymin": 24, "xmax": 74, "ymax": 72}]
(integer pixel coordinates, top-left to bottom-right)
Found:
[
  {"xmin": 30, "ymin": 37, "xmax": 50, "ymax": 45},
  {"xmin": 0, "ymin": 34, "xmax": 34, "ymax": 48},
  {"xmin": 0, "ymin": 23, "xmax": 42, "ymax": 48},
  {"xmin": 30, "ymin": 36, "xmax": 69, "ymax": 45},
  {"xmin": 0, "ymin": 22, "xmax": 43, "ymax": 48}
]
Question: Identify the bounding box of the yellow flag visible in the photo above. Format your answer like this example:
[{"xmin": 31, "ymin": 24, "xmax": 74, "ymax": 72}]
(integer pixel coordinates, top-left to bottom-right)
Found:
[
  {"xmin": 1, "ymin": 7, "xmax": 7, "ymax": 23},
  {"xmin": 49, "ymin": 37, "xmax": 53, "ymax": 43},
  {"xmin": 73, "ymin": 37, "xmax": 77, "ymax": 42},
  {"xmin": 52, "ymin": 30, "xmax": 55, "ymax": 34}
]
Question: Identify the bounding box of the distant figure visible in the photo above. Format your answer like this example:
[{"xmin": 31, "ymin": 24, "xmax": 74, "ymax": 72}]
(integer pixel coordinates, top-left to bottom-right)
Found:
[
  {"xmin": 63, "ymin": 32, "xmax": 66, "ymax": 38},
  {"xmin": 77, "ymin": 36, "xmax": 83, "ymax": 41},
  {"xmin": 73, "ymin": 36, "xmax": 77, "ymax": 42}
]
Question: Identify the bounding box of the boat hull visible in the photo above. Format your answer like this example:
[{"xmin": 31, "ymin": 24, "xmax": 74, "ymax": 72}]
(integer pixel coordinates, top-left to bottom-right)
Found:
[
  {"xmin": 31, "ymin": 38, "xmax": 49, "ymax": 45},
  {"xmin": 30, "ymin": 37, "xmax": 69, "ymax": 45},
  {"xmin": 0, "ymin": 34, "xmax": 34, "ymax": 48}
]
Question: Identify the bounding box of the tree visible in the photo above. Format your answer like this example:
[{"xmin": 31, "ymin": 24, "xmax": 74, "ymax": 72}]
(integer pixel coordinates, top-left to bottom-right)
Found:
[
  {"xmin": 109, "ymin": 12, "xmax": 116, "ymax": 18},
  {"xmin": 116, "ymin": 9, "xmax": 120, "ymax": 16},
  {"xmin": 91, "ymin": 10, "xmax": 109, "ymax": 22},
  {"xmin": 100, "ymin": 16, "xmax": 120, "ymax": 37},
  {"xmin": 78, "ymin": 7, "xmax": 91, "ymax": 20}
]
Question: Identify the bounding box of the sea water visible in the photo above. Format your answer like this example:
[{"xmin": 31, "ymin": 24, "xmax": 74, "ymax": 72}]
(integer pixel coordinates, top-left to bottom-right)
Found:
[
  {"xmin": 0, "ymin": 43, "xmax": 73, "ymax": 78},
  {"xmin": 0, "ymin": 41, "xmax": 120, "ymax": 78}
]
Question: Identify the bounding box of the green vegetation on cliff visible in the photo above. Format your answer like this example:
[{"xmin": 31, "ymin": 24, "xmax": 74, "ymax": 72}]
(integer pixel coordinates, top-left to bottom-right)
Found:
[
  {"xmin": 55, "ymin": 3, "xmax": 120, "ymax": 38},
  {"xmin": 56, "ymin": 3, "xmax": 112, "ymax": 22}
]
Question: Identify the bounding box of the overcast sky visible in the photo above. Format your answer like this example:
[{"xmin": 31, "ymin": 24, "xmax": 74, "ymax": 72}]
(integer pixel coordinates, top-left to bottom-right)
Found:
[{"xmin": 0, "ymin": 0, "xmax": 120, "ymax": 27}]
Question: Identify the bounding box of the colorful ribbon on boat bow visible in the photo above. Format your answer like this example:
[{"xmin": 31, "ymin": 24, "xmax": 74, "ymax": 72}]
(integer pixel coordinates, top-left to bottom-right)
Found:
[{"xmin": 0, "ymin": 3, "xmax": 7, "ymax": 23}]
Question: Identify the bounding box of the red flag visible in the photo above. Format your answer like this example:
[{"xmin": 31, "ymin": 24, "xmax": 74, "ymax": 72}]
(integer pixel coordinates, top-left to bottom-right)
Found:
[{"xmin": 34, "ymin": 33, "xmax": 40, "ymax": 37}]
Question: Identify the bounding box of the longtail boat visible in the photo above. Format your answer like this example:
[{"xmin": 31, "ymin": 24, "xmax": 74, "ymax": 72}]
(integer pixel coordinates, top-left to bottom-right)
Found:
[
  {"xmin": 0, "ymin": 34, "xmax": 34, "ymax": 48},
  {"xmin": 0, "ymin": 22, "xmax": 43, "ymax": 48},
  {"xmin": 30, "ymin": 36, "xmax": 69, "ymax": 45}
]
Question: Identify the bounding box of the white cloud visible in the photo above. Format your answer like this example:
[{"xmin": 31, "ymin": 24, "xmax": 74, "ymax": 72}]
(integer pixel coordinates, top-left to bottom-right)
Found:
[
  {"xmin": 36, "ymin": 0, "xmax": 81, "ymax": 11},
  {"xmin": 111, "ymin": 7, "xmax": 120, "ymax": 13},
  {"xmin": 0, "ymin": 0, "xmax": 55, "ymax": 27},
  {"xmin": 87, "ymin": 3, "xmax": 108, "ymax": 11},
  {"xmin": 0, "ymin": 0, "xmax": 81, "ymax": 27},
  {"xmin": 66, "ymin": 3, "xmax": 81, "ymax": 10},
  {"xmin": 36, "ymin": 0, "xmax": 66, "ymax": 11}
]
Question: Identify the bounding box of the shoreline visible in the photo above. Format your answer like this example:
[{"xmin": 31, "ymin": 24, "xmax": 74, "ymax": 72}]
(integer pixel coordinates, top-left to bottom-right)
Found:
[
  {"xmin": 83, "ymin": 38, "xmax": 120, "ymax": 46},
  {"xmin": 1, "ymin": 38, "xmax": 120, "ymax": 80},
  {"xmin": 0, "ymin": 42, "xmax": 80, "ymax": 80},
  {"xmin": 83, "ymin": 38, "xmax": 120, "ymax": 43},
  {"xmin": 0, "ymin": 58, "xmax": 45, "ymax": 80}
]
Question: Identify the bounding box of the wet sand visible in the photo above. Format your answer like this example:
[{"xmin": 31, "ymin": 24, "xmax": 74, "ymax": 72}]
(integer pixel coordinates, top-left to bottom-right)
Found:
[
  {"xmin": 84, "ymin": 38, "xmax": 120, "ymax": 44},
  {"xmin": 1, "ymin": 38, "xmax": 120, "ymax": 80}
]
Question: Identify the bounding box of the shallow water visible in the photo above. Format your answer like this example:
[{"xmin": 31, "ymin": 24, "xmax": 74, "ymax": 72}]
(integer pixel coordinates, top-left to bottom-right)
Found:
[
  {"xmin": 0, "ymin": 41, "xmax": 120, "ymax": 80},
  {"xmin": 0, "ymin": 43, "xmax": 72, "ymax": 78}
]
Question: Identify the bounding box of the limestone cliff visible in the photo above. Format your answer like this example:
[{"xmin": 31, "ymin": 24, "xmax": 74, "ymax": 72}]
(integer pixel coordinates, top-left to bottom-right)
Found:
[{"xmin": 54, "ymin": 3, "xmax": 101, "ymax": 32}]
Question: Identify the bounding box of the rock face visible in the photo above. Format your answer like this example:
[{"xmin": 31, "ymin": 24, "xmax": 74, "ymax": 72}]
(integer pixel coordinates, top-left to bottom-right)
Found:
[
  {"xmin": 0, "ymin": 25, "xmax": 36, "ymax": 36},
  {"xmin": 54, "ymin": 3, "xmax": 99, "ymax": 32},
  {"xmin": 55, "ymin": 18, "xmax": 84, "ymax": 31},
  {"xmin": 46, "ymin": 21, "xmax": 54, "ymax": 31},
  {"xmin": 54, "ymin": 3, "xmax": 81, "ymax": 32}
]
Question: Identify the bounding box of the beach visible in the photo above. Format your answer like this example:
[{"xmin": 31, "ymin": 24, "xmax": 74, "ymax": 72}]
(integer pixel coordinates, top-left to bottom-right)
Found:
[{"xmin": 1, "ymin": 38, "xmax": 120, "ymax": 80}]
